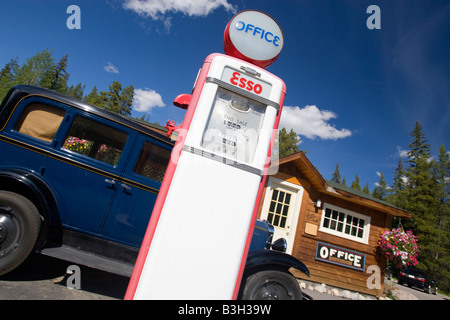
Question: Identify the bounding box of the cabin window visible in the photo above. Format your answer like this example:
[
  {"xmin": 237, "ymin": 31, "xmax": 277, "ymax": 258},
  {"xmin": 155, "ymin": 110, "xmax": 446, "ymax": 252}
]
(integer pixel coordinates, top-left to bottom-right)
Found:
[{"xmin": 319, "ymin": 203, "xmax": 371, "ymax": 244}]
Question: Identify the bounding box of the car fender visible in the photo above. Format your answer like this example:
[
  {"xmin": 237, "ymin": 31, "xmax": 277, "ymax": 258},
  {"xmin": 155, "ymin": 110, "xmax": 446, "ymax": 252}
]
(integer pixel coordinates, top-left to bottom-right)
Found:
[
  {"xmin": 244, "ymin": 249, "xmax": 310, "ymax": 278},
  {"xmin": 0, "ymin": 168, "xmax": 61, "ymax": 250}
]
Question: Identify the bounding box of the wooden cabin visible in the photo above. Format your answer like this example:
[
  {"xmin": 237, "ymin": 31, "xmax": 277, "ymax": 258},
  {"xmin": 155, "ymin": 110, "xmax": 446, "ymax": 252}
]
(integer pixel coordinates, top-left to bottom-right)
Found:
[{"xmin": 257, "ymin": 152, "xmax": 412, "ymax": 297}]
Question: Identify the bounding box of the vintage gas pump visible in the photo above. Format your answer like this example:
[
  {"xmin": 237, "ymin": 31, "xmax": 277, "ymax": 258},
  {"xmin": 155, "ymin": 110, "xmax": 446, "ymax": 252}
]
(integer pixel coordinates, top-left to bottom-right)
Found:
[{"xmin": 125, "ymin": 10, "xmax": 285, "ymax": 300}]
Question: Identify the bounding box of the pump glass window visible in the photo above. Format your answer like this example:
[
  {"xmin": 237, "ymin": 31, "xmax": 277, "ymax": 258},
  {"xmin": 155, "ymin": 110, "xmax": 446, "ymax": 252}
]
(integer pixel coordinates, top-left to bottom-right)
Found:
[{"xmin": 201, "ymin": 87, "xmax": 265, "ymax": 163}]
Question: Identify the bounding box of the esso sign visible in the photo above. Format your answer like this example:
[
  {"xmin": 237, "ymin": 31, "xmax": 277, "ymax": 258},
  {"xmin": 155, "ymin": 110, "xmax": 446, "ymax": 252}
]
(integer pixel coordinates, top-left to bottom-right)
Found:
[
  {"xmin": 230, "ymin": 71, "xmax": 263, "ymax": 94},
  {"xmin": 221, "ymin": 66, "xmax": 272, "ymax": 98},
  {"xmin": 224, "ymin": 10, "xmax": 284, "ymax": 69}
]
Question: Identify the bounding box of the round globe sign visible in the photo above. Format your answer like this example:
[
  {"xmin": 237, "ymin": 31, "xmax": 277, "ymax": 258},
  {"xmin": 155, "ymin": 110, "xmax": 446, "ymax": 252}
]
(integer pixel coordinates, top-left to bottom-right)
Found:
[{"xmin": 224, "ymin": 10, "xmax": 284, "ymax": 69}]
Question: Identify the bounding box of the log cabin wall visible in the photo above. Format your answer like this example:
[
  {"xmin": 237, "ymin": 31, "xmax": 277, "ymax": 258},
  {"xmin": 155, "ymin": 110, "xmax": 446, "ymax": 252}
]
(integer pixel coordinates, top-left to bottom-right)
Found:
[{"xmin": 259, "ymin": 160, "xmax": 391, "ymax": 297}]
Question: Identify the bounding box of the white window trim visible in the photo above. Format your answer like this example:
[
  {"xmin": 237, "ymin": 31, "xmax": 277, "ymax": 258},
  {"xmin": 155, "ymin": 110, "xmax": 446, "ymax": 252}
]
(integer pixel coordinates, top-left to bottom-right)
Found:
[{"xmin": 319, "ymin": 203, "xmax": 371, "ymax": 244}]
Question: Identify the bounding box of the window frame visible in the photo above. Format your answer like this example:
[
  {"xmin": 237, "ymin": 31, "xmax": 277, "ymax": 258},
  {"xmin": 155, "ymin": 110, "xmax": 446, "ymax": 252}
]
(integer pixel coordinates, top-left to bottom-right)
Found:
[
  {"xmin": 9, "ymin": 98, "xmax": 68, "ymax": 146},
  {"xmin": 319, "ymin": 203, "xmax": 371, "ymax": 244},
  {"xmin": 60, "ymin": 114, "xmax": 129, "ymax": 167},
  {"xmin": 133, "ymin": 140, "xmax": 171, "ymax": 183},
  {"xmin": 266, "ymin": 187, "xmax": 294, "ymax": 230}
]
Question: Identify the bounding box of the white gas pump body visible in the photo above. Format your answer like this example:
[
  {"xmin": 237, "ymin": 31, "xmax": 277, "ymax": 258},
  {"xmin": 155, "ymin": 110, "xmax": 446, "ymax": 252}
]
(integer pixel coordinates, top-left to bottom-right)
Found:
[{"xmin": 126, "ymin": 53, "xmax": 285, "ymax": 299}]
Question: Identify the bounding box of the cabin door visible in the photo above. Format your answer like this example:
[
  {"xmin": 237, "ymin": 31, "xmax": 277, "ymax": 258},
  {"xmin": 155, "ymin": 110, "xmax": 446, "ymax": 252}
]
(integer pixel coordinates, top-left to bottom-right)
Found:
[{"xmin": 260, "ymin": 177, "xmax": 303, "ymax": 254}]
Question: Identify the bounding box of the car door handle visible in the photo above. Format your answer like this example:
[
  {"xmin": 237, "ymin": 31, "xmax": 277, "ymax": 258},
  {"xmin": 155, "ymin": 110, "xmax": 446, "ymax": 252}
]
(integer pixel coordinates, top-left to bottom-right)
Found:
[
  {"xmin": 121, "ymin": 183, "xmax": 131, "ymax": 191},
  {"xmin": 104, "ymin": 179, "xmax": 116, "ymax": 185}
]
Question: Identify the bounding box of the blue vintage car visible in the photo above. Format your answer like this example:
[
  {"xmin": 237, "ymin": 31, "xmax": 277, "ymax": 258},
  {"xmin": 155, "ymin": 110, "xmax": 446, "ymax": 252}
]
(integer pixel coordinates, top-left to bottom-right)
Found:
[{"xmin": 0, "ymin": 85, "xmax": 309, "ymax": 299}]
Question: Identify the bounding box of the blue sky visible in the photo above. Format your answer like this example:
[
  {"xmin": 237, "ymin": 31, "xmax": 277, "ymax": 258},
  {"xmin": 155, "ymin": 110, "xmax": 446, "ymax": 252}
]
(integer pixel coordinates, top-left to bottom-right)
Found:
[{"xmin": 0, "ymin": 0, "xmax": 449, "ymax": 192}]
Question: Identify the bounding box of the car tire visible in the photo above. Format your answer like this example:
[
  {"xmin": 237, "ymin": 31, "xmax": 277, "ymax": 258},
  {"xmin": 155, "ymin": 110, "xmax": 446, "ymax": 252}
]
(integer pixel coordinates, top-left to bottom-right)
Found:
[
  {"xmin": 0, "ymin": 191, "xmax": 41, "ymax": 276},
  {"xmin": 240, "ymin": 269, "xmax": 302, "ymax": 300}
]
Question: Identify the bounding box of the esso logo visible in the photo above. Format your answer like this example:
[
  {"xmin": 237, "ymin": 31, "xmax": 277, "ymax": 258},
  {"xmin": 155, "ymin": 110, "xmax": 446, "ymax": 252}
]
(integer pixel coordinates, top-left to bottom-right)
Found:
[{"xmin": 229, "ymin": 71, "xmax": 263, "ymax": 95}]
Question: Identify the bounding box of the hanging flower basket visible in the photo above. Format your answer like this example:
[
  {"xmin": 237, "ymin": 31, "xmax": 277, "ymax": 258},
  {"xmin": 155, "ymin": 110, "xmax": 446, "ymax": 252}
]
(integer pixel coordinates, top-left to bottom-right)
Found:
[{"xmin": 377, "ymin": 228, "xmax": 419, "ymax": 269}]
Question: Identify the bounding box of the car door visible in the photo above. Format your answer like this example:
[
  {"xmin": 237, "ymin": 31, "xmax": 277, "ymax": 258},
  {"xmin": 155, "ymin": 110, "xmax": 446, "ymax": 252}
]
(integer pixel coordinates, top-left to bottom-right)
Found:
[
  {"xmin": 43, "ymin": 109, "xmax": 137, "ymax": 235},
  {"xmin": 100, "ymin": 134, "xmax": 172, "ymax": 247}
]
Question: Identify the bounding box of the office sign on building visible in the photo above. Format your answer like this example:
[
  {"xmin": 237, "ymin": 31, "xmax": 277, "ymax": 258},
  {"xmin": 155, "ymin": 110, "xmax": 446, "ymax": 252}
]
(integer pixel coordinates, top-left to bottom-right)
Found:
[{"xmin": 315, "ymin": 242, "xmax": 366, "ymax": 271}]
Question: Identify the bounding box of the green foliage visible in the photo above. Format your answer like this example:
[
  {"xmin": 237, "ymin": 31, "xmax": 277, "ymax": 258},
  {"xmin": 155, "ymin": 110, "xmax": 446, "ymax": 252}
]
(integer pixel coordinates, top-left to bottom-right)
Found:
[
  {"xmin": 0, "ymin": 57, "xmax": 19, "ymax": 99},
  {"xmin": 362, "ymin": 183, "xmax": 370, "ymax": 195},
  {"xmin": 331, "ymin": 162, "xmax": 342, "ymax": 184},
  {"xmin": 99, "ymin": 81, "xmax": 134, "ymax": 115},
  {"xmin": 0, "ymin": 50, "xmax": 135, "ymax": 118},
  {"xmin": 278, "ymin": 127, "xmax": 301, "ymax": 157},
  {"xmin": 331, "ymin": 121, "xmax": 449, "ymax": 293},
  {"xmin": 388, "ymin": 122, "xmax": 450, "ymax": 293},
  {"xmin": 14, "ymin": 48, "xmax": 55, "ymax": 88},
  {"xmin": 351, "ymin": 173, "xmax": 361, "ymax": 191},
  {"xmin": 372, "ymin": 172, "xmax": 388, "ymax": 200}
]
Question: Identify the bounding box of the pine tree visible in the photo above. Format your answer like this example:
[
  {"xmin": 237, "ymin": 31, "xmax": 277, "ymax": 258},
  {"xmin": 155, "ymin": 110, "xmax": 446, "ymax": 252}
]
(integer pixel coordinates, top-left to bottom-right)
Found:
[
  {"xmin": 66, "ymin": 82, "xmax": 85, "ymax": 100},
  {"xmin": 402, "ymin": 121, "xmax": 441, "ymax": 283},
  {"xmin": 351, "ymin": 173, "xmax": 361, "ymax": 191},
  {"xmin": 403, "ymin": 122, "xmax": 435, "ymax": 232},
  {"xmin": 331, "ymin": 162, "xmax": 341, "ymax": 184},
  {"xmin": 84, "ymin": 86, "xmax": 102, "ymax": 107},
  {"xmin": 407, "ymin": 121, "xmax": 431, "ymax": 167},
  {"xmin": 386, "ymin": 157, "xmax": 408, "ymax": 213},
  {"xmin": 362, "ymin": 183, "xmax": 370, "ymax": 195},
  {"xmin": 278, "ymin": 127, "xmax": 301, "ymax": 157},
  {"xmin": 430, "ymin": 145, "xmax": 450, "ymax": 292},
  {"xmin": 0, "ymin": 57, "xmax": 19, "ymax": 101},
  {"xmin": 372, "ymin": 172, "xmax": 388, "ymax": 200},
  {"xmin": 50, "ymin": 54, "xmax": 70, "ymax": 93},
  {"xmin": 99, "ymin": 81, "xmax": 134, "ymax": 115}
]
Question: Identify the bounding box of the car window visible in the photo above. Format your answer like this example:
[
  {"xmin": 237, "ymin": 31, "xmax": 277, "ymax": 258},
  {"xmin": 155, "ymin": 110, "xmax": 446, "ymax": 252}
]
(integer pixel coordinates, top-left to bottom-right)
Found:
[
  {"xmin": 62, "ymin": 115, "xmax": 128, "ymax": 166},
  {"xmin": 133, "ymin": 141, "xmax": 171, "ymax": 182},
  {"xmin": 14, "ymin": 103, "xmax": 65, "ymax": 142}
]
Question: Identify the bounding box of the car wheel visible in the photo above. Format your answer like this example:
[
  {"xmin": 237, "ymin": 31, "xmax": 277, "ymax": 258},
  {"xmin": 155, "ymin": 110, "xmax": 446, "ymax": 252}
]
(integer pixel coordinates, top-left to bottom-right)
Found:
[
  {"xmin": 240, "ymin": 269, "xmax": 302, "ymax": 300},
  {"xmin": 0, "ymin": 191, "xmax": 41, "ymax": 276}
]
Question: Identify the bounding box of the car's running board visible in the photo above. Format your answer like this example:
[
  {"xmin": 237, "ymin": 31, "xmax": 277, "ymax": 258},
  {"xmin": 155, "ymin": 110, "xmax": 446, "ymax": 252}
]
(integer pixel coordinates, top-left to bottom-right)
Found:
[{"xmin": 41, "ymin": 245, "xmax": 134, "ymax": 277}]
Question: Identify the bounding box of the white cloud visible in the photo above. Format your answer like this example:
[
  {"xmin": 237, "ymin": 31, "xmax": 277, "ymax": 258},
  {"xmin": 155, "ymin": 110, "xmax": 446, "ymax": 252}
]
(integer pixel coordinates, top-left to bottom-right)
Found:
[
  {"xmin": 133, "ymin": 88, "xmax": 165, "ymax": 112},
  {"xmin": 396, "ymin": 146, "xmax": 409, "ymax": 159},
  {"xmin": 279, "ymin": 105, "xmax": 352, "ymax": 140},
  {"xmin": 104, "ymin": 62, "xmax": 119, "ymax": 74},
  {"xmin": 122, "ymin": 0, "xmax": 236, "ymax": 20}
]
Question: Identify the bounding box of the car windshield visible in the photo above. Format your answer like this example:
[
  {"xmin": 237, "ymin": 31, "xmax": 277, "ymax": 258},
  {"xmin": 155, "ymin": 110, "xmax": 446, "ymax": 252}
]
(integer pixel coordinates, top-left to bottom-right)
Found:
[{"xmin": 404, "ymin": 268, "xmax": 426, "ymax": 277}]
